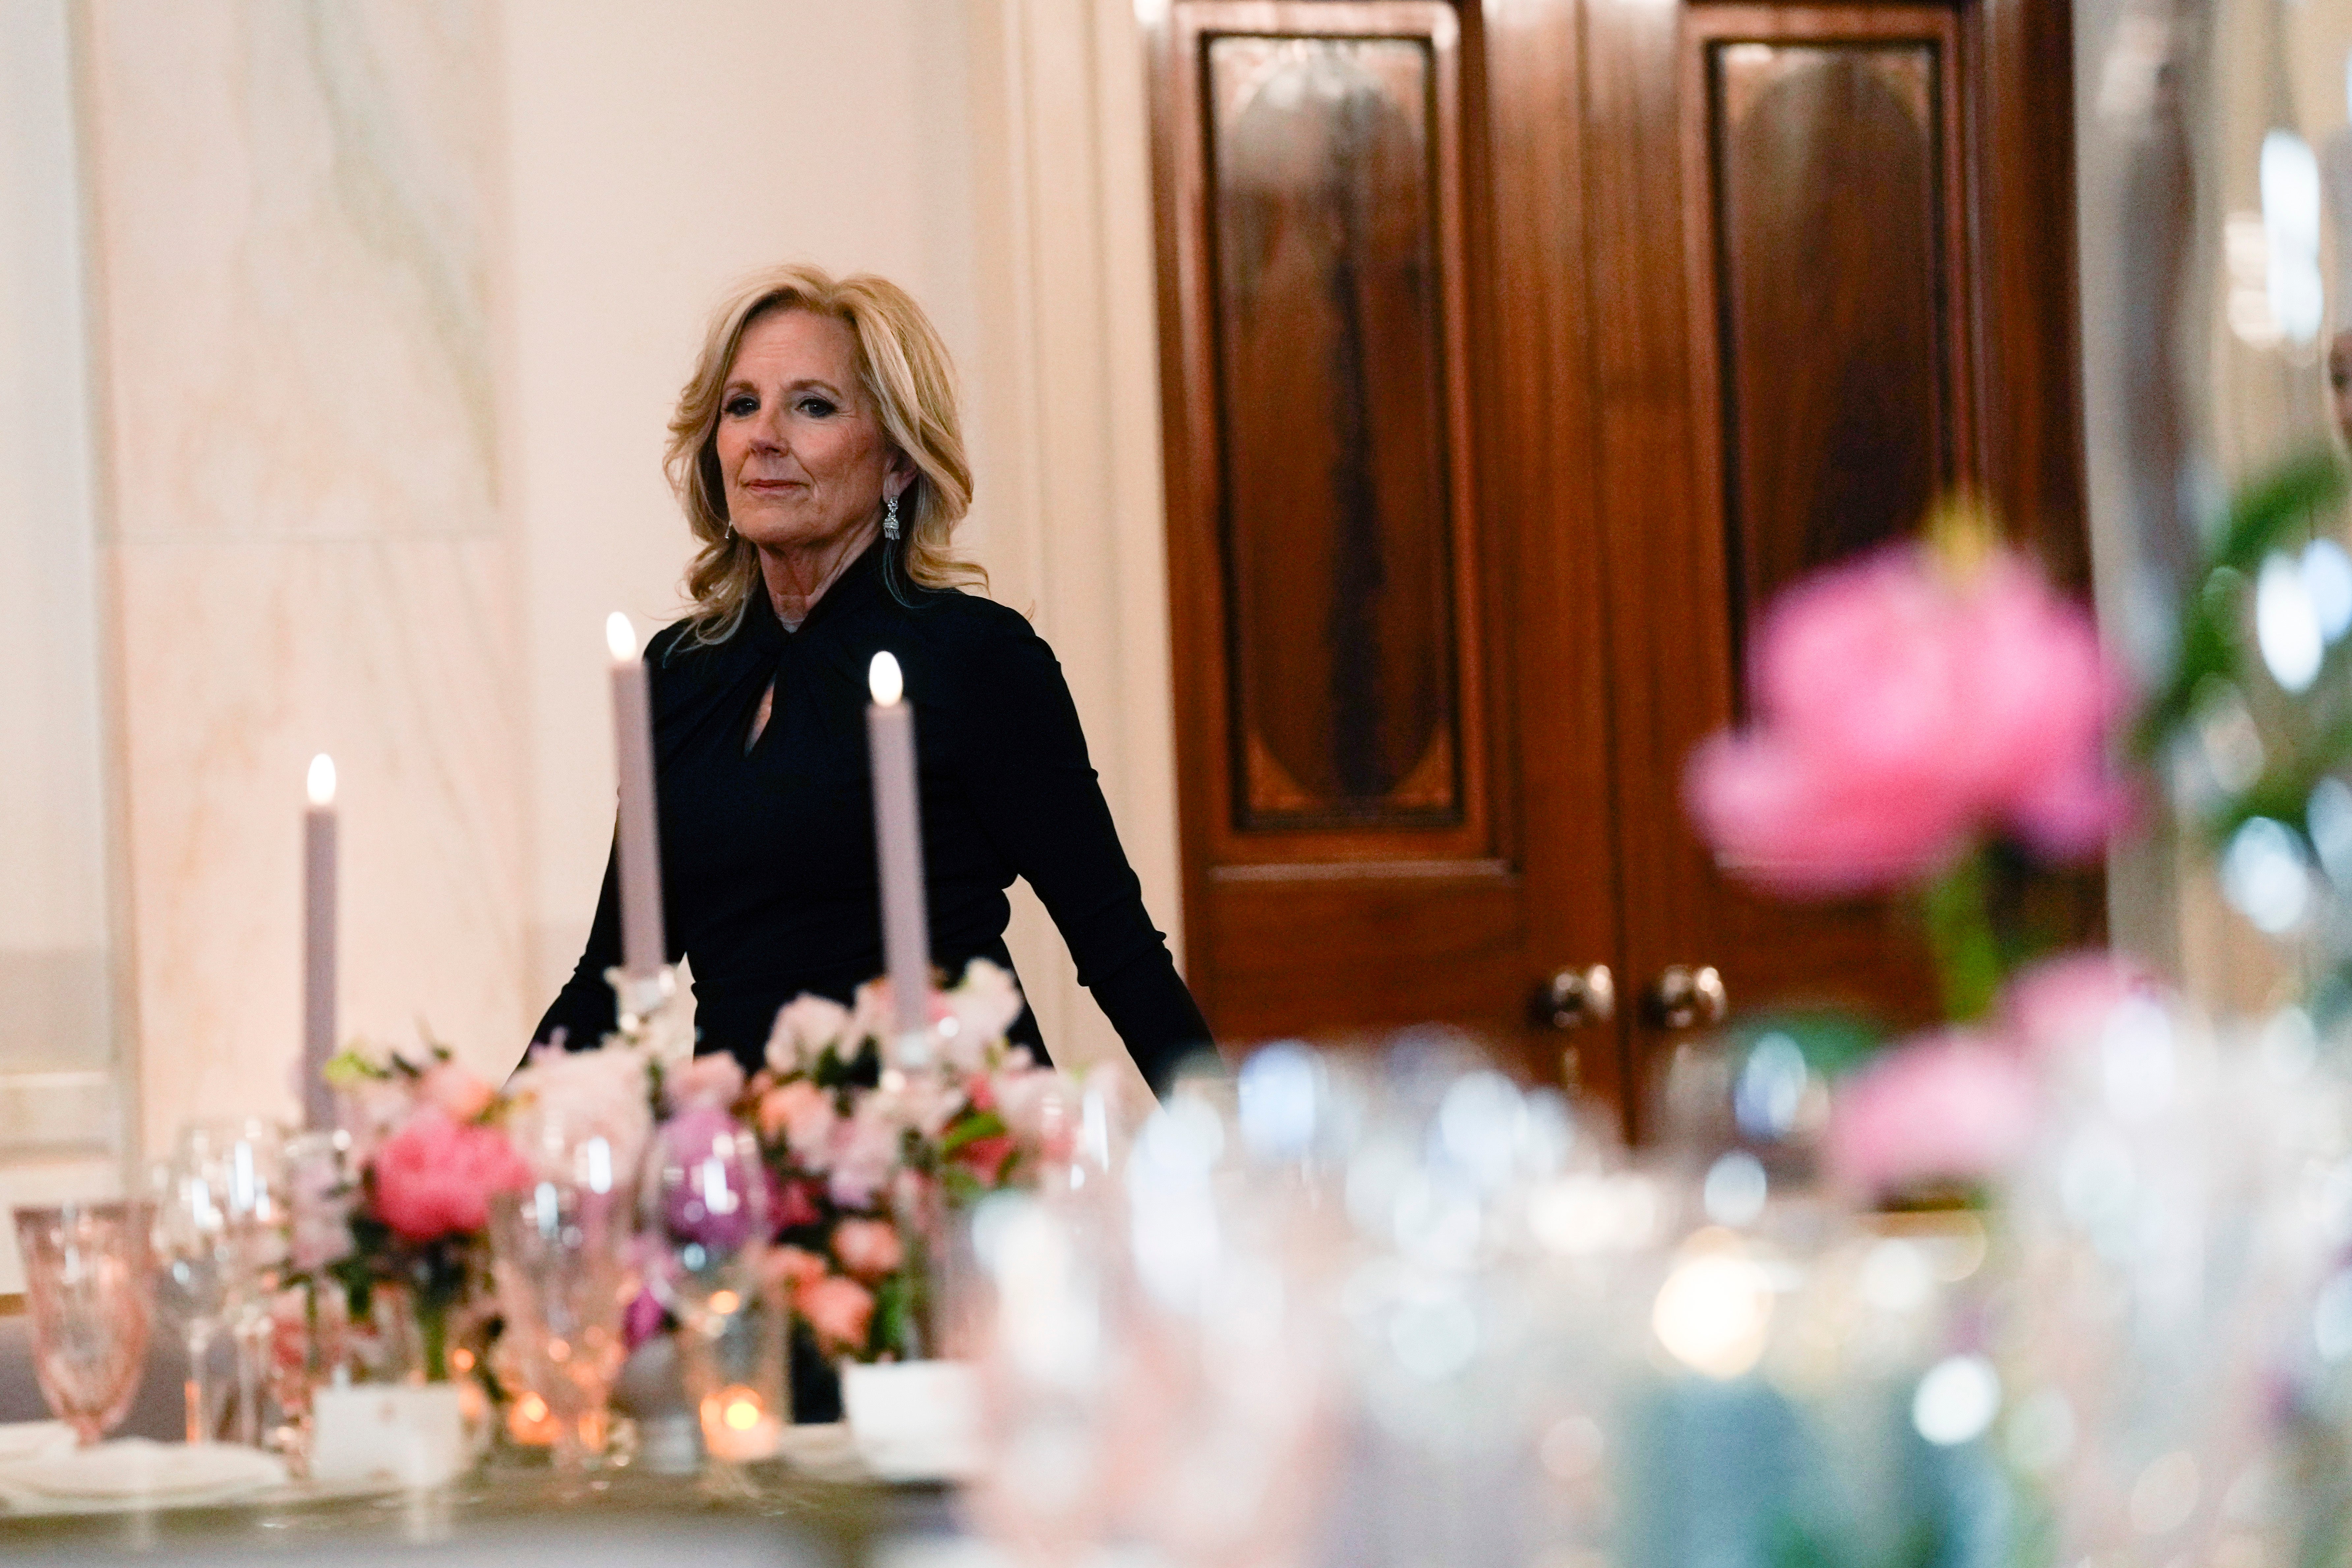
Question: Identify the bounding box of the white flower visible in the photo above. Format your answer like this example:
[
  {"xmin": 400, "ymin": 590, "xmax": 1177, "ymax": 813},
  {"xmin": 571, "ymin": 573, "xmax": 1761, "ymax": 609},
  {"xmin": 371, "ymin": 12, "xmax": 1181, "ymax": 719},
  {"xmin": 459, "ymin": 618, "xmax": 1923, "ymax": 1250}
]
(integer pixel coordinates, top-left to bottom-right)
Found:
[
  {"xmin": 939, "ymin": 961, "xmax": 1025, "ymax": 1069},
  {"xmin": 503, "ymin": 1044, "xmax": 655, "ymax": 1186},
  {"xmin": 827, "ymin": 1096, "xmax": 907, "ymax": 1209},
  {"xmin": 768, "ymin": 993, "xmax": 853, "ymax": 1076}
]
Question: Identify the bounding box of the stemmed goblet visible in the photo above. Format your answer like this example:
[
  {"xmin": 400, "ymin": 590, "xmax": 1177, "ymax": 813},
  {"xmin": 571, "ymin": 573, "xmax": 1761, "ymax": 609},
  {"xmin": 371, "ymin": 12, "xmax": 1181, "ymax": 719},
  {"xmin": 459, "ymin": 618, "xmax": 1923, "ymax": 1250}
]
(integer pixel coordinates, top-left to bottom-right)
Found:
[
  {"xmin": 14, "ymin": 1202, "xmax": 156, "ymax": 1445},
  {"xmin": 640, "ymin": 1109, "xmax": 774, "ymax": 1466},
  {"xmin": 489, "ymin": 1155, "xmax": 636, "ymax": 1488},
  {"xmin": 151, "ymin": 1118, "xmax": 288, "ymax": 1446}
]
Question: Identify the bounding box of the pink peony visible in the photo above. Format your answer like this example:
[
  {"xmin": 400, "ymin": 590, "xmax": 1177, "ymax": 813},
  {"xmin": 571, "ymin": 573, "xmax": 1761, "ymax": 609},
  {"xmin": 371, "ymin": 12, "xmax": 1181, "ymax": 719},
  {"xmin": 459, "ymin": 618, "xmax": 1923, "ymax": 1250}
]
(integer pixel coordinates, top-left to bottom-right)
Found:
[
  {"xmin": 1825, "ymin": 1029, "xmax": 2039, "ymax": 1197},
  {"xmin": 371, "ymin": 1109, "xmax": 533, "ymax": 1242},
  {"xmin": 667, "ymin": 1053, "xmax": 746, "ymax": 1113},
  {"xmin": 832, "ymin": 1218, "xmax": 905, "ymax": 1282},
  {"xmin": 2000, "ymin": 950, "xmax": 2162, "ymax": 1061},
  {"xmin": 418, "ymin": 1062, "xmax": 496, "ymax": 1122},
  {"xmin": 797, "ymin": 1273, "xmax": 876, "ymax": 1355},
  {"xmin": 1687, "ymin": 544, "xmax": 2127, "ymax": 894}
]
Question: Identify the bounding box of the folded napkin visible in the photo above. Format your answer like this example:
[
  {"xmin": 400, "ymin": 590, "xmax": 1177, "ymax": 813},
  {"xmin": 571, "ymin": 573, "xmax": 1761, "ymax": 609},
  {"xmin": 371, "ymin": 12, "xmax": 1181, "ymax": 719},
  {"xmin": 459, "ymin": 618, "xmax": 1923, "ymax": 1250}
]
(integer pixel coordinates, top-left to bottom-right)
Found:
[
  {"xmin": 0, "ymin": 1423, "xmax": 73, "ymax": 1464},
  {"xmin": 0, "ymin": 1439, "xmax": 285, "ymax": 1502}
]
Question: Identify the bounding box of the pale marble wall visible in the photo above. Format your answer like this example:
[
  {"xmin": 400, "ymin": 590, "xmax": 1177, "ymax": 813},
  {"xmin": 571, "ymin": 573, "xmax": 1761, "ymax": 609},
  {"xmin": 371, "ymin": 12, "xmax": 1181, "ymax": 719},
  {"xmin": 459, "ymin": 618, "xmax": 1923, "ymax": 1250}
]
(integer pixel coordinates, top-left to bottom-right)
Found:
[
  {"xmin": 11, "ymin": 0, "xmax": 1185, "ymax": 1181},
  {"xmin": 79, "ymin": 0, "xmax": 529, "ymax": 1147}
]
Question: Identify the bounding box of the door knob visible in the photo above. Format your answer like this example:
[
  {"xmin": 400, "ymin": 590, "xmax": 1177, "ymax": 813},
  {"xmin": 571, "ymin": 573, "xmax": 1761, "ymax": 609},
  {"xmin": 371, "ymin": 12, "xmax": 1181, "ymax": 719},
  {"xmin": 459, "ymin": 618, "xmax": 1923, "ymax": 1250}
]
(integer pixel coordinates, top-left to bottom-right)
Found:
[
  {"xmin": 1532, "ymin": 964, "xmax": 1615, "ymax": 1030},
  {"xmin": 1645, "ymin": 964, "xmax": 1728, "ymax": 1029}
]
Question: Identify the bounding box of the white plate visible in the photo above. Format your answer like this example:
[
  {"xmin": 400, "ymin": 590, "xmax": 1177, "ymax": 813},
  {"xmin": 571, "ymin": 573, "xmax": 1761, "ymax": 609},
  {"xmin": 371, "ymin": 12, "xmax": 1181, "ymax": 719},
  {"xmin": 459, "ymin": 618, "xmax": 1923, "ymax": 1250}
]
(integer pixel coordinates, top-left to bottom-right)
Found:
[
  {"xmin": 0, "ymin": 1423, "xmax": 72, "ymax": 1464},
  {"xmin": 0, "ymin": 1439, "xmax": 285, "ymax": 1500}
]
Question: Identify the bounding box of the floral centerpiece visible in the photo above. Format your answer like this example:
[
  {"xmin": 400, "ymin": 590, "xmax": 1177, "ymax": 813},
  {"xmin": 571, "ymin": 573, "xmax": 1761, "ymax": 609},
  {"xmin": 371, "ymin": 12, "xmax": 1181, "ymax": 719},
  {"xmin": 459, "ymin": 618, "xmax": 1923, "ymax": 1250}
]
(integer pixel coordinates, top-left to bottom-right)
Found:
[
  {"xmin": 309, "ymin": 1047, "xmax": 535, "ymax": 1382},
  {"xmin": 714, "ymin": 959, "xmax": 1082, "ymax": 1365}
]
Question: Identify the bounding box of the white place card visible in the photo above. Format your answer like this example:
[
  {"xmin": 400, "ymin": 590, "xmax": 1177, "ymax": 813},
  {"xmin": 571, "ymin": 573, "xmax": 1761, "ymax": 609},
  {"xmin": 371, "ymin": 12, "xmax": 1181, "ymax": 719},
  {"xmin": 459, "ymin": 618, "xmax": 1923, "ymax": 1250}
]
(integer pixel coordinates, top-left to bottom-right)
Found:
[{"xmin": 309, "ymin": 1383, "xmax": 467, "ymax": 1489}]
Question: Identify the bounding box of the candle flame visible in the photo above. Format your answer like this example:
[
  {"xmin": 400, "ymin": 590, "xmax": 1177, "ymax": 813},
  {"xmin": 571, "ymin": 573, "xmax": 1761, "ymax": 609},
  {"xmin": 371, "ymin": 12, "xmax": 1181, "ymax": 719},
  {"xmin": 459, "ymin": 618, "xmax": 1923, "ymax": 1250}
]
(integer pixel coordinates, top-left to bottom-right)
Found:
[
  {"xmin": 306, "ymin": 754, "xmax": 337, "ymax": 808},
  {"xmin": 868, "ymin": 650, "xmax": 903, "ymax": 705},
  {"xmin": 606, "ymin": 611, "xmax": 638, "ymax": 662}
]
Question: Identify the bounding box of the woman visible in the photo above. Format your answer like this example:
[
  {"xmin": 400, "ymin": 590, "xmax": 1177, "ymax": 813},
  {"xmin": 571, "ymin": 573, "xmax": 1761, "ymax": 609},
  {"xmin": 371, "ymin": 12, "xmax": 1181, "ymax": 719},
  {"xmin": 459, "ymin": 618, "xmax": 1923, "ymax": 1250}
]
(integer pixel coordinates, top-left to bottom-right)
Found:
[{"xmin": 532, "ymin": 264, "xmax": 1208, "ymax": 1095}]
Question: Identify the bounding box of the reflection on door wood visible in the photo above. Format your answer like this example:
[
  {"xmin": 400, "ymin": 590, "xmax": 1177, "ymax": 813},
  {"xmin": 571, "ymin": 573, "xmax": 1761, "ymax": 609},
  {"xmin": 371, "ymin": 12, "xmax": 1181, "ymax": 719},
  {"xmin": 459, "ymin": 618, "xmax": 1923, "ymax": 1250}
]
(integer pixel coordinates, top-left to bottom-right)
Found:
[{"xmin": 1144, "ymin": 0, "xmax": 2089, "ymax": 1127}]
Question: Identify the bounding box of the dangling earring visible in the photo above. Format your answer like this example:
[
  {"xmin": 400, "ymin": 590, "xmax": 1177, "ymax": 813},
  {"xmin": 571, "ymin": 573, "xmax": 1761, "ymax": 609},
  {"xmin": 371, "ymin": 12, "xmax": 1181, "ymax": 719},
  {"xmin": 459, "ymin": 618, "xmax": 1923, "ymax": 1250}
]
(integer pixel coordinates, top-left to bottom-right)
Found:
[{"xmin": 883, "ymin": 492, "xmax": 901, "ymax": 542}]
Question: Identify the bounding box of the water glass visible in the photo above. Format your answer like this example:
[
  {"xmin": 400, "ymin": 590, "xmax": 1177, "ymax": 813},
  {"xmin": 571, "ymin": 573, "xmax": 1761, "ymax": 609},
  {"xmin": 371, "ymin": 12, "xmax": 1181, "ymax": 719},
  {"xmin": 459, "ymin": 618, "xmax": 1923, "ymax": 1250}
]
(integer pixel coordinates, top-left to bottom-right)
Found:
[
  {"xmin": 151, "ymin": 1117, "xmax": 288, "ymax": 1446},
  {"xmin": 641, "ymin": 1111, "xmax": 773, "ymax": 1462},
  {"xmin": 14, "ymin": 1202, "xmax": 156, "ymax": 1445},
  {"xmin": 489, "ymin": 1181, "xmax": 636, "ymax": 1482}
]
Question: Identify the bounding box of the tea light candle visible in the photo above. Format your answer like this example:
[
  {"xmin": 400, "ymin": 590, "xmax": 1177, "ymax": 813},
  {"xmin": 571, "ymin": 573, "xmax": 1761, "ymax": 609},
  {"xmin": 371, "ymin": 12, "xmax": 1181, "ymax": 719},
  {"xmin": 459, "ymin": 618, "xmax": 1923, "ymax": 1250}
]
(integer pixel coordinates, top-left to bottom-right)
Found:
[
  {"xmin": 608, "ymin": 612, "xmax": 665, "ymax": 979},
  {"xmin": 302, "ymin": 754, "xmax": 337, "ymax": 1129},
  {"xmin": 866, "ymin": 652, "xmax": 932, "ymax": 1065}
]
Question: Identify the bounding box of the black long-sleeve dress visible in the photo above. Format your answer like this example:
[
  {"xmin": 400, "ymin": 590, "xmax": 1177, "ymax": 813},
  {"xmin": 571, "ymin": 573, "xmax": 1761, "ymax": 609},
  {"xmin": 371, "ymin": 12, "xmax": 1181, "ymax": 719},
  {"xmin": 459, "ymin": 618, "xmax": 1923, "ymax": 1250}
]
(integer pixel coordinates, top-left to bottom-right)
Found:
[{"xmin": 531, "ymin": 539, "xmax": 1208, "ymax": 1094}]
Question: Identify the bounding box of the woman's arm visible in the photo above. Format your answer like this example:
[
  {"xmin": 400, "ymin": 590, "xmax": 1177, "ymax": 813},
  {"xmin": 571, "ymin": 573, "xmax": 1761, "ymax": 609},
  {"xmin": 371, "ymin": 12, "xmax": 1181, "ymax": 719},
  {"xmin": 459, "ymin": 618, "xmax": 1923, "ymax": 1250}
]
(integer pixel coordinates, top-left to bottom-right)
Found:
[
  {"xmin": 525, "ymin": 832, "xmax": 626, "ymax": 1064},
  {"xmin": 956, "ymin": 617, "xmax": 1210, "ymax": 1096}
]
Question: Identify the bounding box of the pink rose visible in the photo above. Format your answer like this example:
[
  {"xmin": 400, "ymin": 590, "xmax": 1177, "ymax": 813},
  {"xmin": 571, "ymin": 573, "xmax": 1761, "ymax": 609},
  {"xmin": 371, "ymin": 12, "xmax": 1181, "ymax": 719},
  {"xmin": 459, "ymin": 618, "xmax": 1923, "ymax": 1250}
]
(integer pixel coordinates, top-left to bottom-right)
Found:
[
  {"xmin": 667, "ymin": 1053, "xmax": 746, "ymax": 1112},
  {"xmin": 418, "ymin": 1062, "xmax": 496, "ymax": 1122},
  {"xmin": 765, "ymin": 1245, "xmax": 831, "ymax": 1292},
  {"xmin": 1825, "ymin": 1030, "xmax": 2039, "ymax": 1198},
  {"xmin": 1687, "ymin": 545, "xmax": 2126, "ymax": 894},
  {"xmin": 954, "ymin": 1133, "xmax": 1018, "ymax": 1186},
  {"xmin": 371, "ymin": 1109, "xmax": 533, "ymax": 1242},
  {"xmin": 773, "ymin": 1178, "xmax": 822, "ymax": 1231},
  {"xmin": 832, "ymin": 1218, "xmax": 905, "ymax": 1282},
  {"xmin": 759, "ymin": 1080, "xmax": 838, "ymax": 1166},
  {"xmin": 797, "ymin": 1273, "xmax": 876, "ymax": 1355},
  {"xmin": 2000, "ymin": 951, "xmax": 2161, "ymax": 1061},
  {"xmin": 623, "ymin": 1287, "xmax": 668, "ymax": 1351}
]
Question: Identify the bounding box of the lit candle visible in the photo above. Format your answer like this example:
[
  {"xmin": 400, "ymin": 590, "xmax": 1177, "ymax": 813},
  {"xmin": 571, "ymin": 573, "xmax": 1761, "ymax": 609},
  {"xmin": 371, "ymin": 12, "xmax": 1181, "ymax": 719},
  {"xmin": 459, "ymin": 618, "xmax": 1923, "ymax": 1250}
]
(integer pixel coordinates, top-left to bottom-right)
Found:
[
  {"xmin": 608, "ymin": 612, "xmax": 665, "ymax": 979},
  {"xmin": 866, "ymin": 652, "xmax": 932, "ymax": 1065},
  {"xmin": 302, "ymin": 754, "xmax": 337, "ymax": 1130}
]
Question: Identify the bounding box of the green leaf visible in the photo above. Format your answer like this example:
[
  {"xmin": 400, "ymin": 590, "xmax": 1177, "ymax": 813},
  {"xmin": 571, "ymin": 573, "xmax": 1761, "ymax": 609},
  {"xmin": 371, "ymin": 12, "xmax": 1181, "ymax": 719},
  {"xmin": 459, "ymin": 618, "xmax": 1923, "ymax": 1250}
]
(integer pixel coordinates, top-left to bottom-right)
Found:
[{"xmin": 938, "ymin": 1110, "xmax": 1007, "ymax": 1158}]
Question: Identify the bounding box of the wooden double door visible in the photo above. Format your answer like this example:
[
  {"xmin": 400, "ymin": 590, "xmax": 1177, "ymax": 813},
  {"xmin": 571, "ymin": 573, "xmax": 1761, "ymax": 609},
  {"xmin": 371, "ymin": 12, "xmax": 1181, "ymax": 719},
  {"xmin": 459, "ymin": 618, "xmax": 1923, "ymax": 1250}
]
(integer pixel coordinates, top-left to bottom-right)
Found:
[{"xmin": 1142, "ymin": 0, "xmax": 2087, "ymax": 1125}]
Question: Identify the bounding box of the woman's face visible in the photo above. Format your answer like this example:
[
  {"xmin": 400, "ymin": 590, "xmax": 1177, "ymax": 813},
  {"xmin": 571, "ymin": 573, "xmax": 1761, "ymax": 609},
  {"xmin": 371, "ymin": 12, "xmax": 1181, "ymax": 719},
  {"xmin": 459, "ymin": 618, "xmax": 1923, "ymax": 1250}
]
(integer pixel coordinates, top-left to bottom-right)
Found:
[{"xmin": 714, "ymin": 307, "xmax": 906, "ymax": 557}]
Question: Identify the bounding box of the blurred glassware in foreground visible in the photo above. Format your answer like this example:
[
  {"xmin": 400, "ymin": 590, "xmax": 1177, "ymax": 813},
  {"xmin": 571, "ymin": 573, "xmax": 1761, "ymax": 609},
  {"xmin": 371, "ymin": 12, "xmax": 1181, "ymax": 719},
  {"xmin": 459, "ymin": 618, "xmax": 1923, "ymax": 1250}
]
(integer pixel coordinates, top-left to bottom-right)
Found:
[
  {"xmin": 489, "ymin": 1168, "xmax": 636, "ymax": 1487},
  {"xmin": 150, "ymin": 1117, "xmax": 287, "ymax": 1447},
  {"xmin": 640, "ymin": 1108, "xmax": 777, "ymax": 1466},
  {"xmin": 15, "ymin": 1202, "xmax": 156, "ymax": 1446}
]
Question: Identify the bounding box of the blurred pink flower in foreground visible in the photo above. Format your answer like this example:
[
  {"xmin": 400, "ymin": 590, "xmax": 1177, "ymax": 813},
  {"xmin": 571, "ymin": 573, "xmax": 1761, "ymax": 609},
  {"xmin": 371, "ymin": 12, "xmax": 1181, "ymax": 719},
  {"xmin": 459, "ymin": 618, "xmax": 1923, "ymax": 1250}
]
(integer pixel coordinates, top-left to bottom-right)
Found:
[
  {"xmin": 1686, "ymin": 541, "xmax": 2125, "ymax": 894},
  {"xmin": 373, "ymin": 1110, "xmax": 533, "ymax": 1242},
  {"xmin": 2000, "ymin": 950, "xmax": 2161, "ymax": 1060},
  {"xmin": 1824, "ymin": 1029, "xmax": 2039, "ymax": 1197}
]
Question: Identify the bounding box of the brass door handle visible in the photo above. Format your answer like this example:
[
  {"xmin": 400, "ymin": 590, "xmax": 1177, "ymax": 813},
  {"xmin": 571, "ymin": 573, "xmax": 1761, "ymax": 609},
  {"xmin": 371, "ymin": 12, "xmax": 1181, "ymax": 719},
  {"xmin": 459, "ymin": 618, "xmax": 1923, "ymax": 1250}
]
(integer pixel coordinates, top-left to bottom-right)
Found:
[
  {"xmin": 1532, "ymin": 965, "xmax": 1615, "ymax": 1030},
  {"xmin": 1645, "ymin": 965, "xmax": 1728, "ymax": 1029}
]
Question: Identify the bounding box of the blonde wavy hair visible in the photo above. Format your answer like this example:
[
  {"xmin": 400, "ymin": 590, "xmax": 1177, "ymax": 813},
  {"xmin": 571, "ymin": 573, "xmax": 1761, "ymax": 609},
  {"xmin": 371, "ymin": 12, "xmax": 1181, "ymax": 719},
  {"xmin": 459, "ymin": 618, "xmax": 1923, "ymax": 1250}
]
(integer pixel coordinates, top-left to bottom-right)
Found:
[{"xmin": 666, "ymin": 263, "xmax": 982, "ymax": 644}]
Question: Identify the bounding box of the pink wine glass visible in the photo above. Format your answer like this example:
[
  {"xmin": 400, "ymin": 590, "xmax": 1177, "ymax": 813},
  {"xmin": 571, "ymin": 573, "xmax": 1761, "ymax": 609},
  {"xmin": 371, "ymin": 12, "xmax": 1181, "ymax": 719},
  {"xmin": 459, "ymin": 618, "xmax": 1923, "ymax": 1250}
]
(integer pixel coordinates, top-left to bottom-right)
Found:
[{"xmin": 14, "ymin": 1202, "xmax": 156, "ymax": 1445}]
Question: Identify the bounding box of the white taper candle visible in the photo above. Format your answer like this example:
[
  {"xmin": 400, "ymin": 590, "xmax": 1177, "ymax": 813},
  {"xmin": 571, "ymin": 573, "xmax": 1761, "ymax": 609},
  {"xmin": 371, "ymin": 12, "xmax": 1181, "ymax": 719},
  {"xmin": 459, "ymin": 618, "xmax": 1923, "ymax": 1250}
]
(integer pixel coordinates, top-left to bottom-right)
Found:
[
  {"xmin": 866, "ymin": 651, "xmax": 932, "ymax": 1064},
  {"xmin": 608, "ymin": 612, "xmax": 666, "ymax": 979},
  {"xmin": 302, "ymin": 754, "xmax": 338, "ymax": 1129}
]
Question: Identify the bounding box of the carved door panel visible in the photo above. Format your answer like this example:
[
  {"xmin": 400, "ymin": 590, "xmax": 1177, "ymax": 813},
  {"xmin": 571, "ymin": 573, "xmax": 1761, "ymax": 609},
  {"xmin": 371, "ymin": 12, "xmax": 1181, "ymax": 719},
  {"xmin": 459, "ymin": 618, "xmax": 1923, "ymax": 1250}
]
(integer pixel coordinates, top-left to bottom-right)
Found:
[
  {"xmin": 1588, "ymin": 0, "xmax": 2089, "ymax": 1120},
  {"xmin": 1145, "ymin": 0, "xmax": 1629, "ymax": 1100},
  {"xmin": 1143, "ymin": 0, "xmax": 2084, "ymax": 1122}
]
